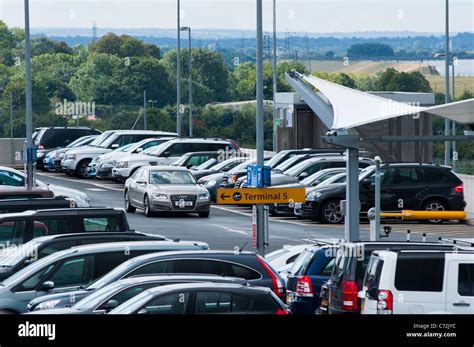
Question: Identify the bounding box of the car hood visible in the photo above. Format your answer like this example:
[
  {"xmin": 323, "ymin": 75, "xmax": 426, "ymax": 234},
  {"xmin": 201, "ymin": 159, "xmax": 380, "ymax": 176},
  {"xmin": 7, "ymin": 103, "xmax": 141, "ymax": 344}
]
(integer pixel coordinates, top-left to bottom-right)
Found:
[
  {"xmin": 27, "ymin": 307, "xmax": 81, "ymax": 315},
  {"xmin": 119, "ymin": 153, "xmax": 162, "ymax": 163},
  {"xmin": 270, "ymin": 173, "xmax": 299, "ymax": 185},
  {"xmin": 28, "ymin": 289, "xmax": 90, "ymax": 309},
  {"xmin": 149, "ymin": 184, "xmax": 208, "ymax": 195},
  {"xmin": 200, "ymin": 172, "xmax": 226, "ymax": 182},
  {"xmin": 96, "ymin": 151, "xmax": 132, "ymax": 163}
]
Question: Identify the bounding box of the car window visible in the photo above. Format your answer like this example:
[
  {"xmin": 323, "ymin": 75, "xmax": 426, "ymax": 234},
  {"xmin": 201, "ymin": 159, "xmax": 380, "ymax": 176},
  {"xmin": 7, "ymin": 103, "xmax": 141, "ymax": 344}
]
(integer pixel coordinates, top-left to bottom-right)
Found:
[
  {"xmin": 0, "ymin": 221, "xmax": 15, "ymax": 245},
  {"xmin": 18, "ymin": 264, "xmax": 55, "ymax": 291},
  {"xmin": 363, "ymin": 256, "xmax": 384, "ymax": 299},
  {"xmin": 141, "ymin": 292, "xmax": 190, "ymax": 314},
  {"xmin": 0, "ymin": 170, "xmax": 24, "ymax": 186},
  {"xmin": 398, "ymin": 168, "xmax": 420, "ymax": 184},
  {"xmin": 83, "ymin": 217, "xmax": 120, "ymax": 232},
  {"xmin": 380, "ymin": 168, "xmax": 396, "ymax": 185},
  {"xmin": 458, "ymin": 264, "xmax": 474, "ymax": 297},
  {"xmin": 187, "ymin": 156, "xmax": 212, "ymax": 167},
  {"xmin": 149, "ymin": 171, "xmax": 196, "ymax": 185},
  {"xmin": 395, "ymin": 254, "xmax": 445, "ymax": 292},
  {"xmin": 38, "ymin": 241, "xmax": 78, "ymax": 259},
  {"xmin": 320, "ymin": 258, "xmax": 335, "ymax": 276},
  {"xmin": 222, "ymin": 263, "xmax": 261, "ymax": 280},
  {"xmin": 166, "ymin": 143, "xmax": 186, "ymax": 156},
  {"xmin": 195, "ymin": 291, "xmax": 232, "ymax": 314},
  {"xmin": 97, "ymin": 252, "xmax": 134, "ymax": 275},
  {"xmin": 97, "ymin": 283, "xmax": 160, "ymax": 311},
  {"xmin": 142, "ymin": 141, "xmax": 159, "ymax": 150},
  {"xmin": 289, "ymin": 250, "xmax": 313, "ymax": 275},
  {"xmin": 34, "ymin": 219, "xmax": 70, "ymax": 236},
  {"xmin": 9, "ymin": 221, "xmax": 27, "ymax": 246},
  {"xmin": 48, "ymin": 255, "xmax": 95, "ymax": 288}
]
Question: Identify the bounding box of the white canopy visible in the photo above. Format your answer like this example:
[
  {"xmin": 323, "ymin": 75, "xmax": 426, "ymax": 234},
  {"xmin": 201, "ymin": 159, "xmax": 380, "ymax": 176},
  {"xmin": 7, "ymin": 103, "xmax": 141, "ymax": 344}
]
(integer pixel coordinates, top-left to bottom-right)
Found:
[{"xmin": 302, "ymin": 74, "xmax": 474, "ymax": 130}]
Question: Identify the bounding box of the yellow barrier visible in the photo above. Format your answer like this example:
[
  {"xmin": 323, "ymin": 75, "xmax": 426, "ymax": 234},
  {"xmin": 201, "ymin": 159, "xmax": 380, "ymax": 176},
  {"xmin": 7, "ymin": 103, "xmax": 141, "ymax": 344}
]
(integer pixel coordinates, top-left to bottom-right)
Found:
[{"xmin": 380, "ymin": 210, "xmax": 466, "ymax": 221}]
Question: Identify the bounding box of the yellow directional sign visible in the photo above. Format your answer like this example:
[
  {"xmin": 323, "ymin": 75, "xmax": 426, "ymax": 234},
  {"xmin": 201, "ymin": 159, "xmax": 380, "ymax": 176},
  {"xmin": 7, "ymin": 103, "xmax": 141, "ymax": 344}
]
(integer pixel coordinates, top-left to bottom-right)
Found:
[{"xmin": 217, "ymin": 187, "xmax": 306, "ymax": 205}]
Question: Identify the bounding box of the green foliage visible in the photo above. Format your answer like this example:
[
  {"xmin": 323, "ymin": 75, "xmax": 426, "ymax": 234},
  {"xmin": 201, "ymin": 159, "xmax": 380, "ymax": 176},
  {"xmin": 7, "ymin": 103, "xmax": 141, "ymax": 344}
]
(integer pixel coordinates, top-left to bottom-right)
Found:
[
  {"xmin": 347, "ymin": 43, "xmax": 395, "ymax": 58},
  {"xmin": 88, "ymin": 33, "xmax": 161, "ymax": 59},
  {"xmin": 374, "ymin": 68, "xmax": 432, "ymax": 92}
]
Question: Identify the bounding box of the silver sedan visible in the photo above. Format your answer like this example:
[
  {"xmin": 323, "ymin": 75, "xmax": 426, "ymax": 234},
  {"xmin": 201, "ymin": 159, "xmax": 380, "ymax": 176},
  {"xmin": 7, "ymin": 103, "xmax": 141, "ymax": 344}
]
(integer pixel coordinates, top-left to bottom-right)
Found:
[{"xmin": 124, "ymin": 166, "xmax": 211, "ymax": 218}]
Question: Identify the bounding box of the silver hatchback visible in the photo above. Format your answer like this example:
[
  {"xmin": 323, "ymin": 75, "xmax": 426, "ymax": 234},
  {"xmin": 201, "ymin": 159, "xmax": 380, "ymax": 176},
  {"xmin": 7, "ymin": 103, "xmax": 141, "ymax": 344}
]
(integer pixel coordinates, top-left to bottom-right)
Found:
[{"xmin": 124, "ymin": 166, "xmax": 211, "ymax": 218}]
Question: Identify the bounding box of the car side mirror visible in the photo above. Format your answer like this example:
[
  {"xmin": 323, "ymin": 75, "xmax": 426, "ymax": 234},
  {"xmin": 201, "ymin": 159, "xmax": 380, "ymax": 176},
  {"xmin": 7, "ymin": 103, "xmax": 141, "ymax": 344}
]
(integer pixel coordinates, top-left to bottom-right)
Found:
[
  {"xmin": 186, "ymin": 164, "xmax": 192, "ymax": 169},
  {"xmin": 137, "ymin": 308, "xmax": 149, "ymax": 315},
  {"xmin": 104, "ymin": 299, "xmax": 119, "ymax": 311},
  {"xmin": 40, "ymin": 281, "xmax": 55, "ymax": 291},
  {"xmin": 111, "ymin": 144, "xmax": 120, "ymax": 149},
  {"xmin": 136, "ymin": 178, "xmax": 146, "ymax": 185},
  {"xmin": 135, "ymin": 148, "xmax": 143, "ymax": 153},
  {"xmin": 361, "ymin": 178, "xmax": 371, "ymax": 186},
  {"xmin": 298, "ymin": 172, "xmax": 309, "ymax": 180},
  {"xmin": 312, "ymin": 180, "xmax": 321, "ymax": 186},
  {"xmin": 162, "ymin": 151, "xmax": 171, "ymax": 158}
]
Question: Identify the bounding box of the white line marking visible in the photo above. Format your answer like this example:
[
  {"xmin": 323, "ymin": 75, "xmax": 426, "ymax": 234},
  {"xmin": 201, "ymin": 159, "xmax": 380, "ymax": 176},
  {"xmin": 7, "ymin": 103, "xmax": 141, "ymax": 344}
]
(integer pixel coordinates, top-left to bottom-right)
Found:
[
  {"xmin": 37, "ymin": 173, "xmax": 123, "ymax": 192},
  {"xmin": 86, "ymin": 188, "xmax": 106, "ymax": 192}
]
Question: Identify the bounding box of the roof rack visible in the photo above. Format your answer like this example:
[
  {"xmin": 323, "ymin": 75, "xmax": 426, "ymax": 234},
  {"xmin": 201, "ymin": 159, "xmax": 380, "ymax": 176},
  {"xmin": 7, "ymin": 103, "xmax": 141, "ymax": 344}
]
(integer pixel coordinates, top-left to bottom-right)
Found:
[{"xmin": 438, "ymin": 237, "xmax": 474, "ymax": 248}]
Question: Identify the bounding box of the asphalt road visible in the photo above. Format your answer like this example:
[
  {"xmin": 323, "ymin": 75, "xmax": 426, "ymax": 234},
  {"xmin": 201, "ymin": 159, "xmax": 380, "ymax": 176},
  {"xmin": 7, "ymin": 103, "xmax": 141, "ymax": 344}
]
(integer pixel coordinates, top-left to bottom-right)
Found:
[{"xmin": 37, "ymin": 172, "xmax": 473, "ymax": 252}]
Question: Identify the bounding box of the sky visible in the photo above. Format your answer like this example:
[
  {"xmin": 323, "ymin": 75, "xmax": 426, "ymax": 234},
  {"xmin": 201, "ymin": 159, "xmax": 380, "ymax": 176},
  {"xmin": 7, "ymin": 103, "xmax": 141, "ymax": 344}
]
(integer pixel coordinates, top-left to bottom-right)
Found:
[{"xmin": 0, "ymin": 0, "xmax": 473, "ymax": 34}]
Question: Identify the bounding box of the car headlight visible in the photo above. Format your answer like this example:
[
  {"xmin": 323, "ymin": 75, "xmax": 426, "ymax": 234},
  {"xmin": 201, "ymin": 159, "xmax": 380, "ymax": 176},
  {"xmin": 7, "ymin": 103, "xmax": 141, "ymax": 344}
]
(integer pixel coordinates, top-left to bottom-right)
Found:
[
  {"xmin": 152, "ymin": 193, "xmax": 168, "ymax": 201},
  {"xmin": 66, "ymin": 153, "xmax": 76, "ymax": 160},
  {"xmin": 204, "ymin": 179, "xmax": 217, "ymax": 187},
  {"xmin": 116, "ymin": 161, "xmax": 128, "ymax": 168},
  {"xmin": 34, "ymin": 299, "xmax": 61, "ymax": 311},
  {"xmin": 306, "ymin": 191, "xmax": 322, "ymax": 201},
  {"xmin": 198, "ymin": 192, "xmax": 210, "ymax": 200}
]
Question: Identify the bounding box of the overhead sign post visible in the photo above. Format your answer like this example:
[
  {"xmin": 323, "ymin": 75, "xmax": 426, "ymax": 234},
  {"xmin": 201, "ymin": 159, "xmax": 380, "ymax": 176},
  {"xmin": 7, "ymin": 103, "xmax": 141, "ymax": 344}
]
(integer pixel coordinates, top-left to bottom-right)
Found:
[{"xmin": 217, "ymin": 187, "xmax": 306, "ymax": 205}]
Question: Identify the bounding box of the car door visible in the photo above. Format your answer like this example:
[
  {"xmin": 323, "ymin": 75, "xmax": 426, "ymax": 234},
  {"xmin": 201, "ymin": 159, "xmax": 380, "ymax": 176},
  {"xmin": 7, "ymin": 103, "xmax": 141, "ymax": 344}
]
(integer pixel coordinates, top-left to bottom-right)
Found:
[
  {"xmin": 446, "ymin": 259, "xmax": 474, "ymax": 314},
  {"xmin": 134, "ymin": 168, "xmax": 149, "ymax": 207},
  {"xmin": 138, "ymin": 291, "xmax": 192, "ymax": 314},
  {"xmin": 129, "ymin": 168, "xmax": 143, "ymax": 206},
  {"xmin": 392, "ymin": 167, "xmax": 425, "ymax": 210}
]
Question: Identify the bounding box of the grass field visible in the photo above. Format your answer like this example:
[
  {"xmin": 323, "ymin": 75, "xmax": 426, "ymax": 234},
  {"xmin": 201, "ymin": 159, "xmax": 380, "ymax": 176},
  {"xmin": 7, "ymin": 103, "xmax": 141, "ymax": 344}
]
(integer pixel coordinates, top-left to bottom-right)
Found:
[
  {"xmin": 302, "ymin": 60, "xmax": 426, "ymax": 75},
  {"xmin": 425, "ymin": 76, "xmax": 474, "ymax": 97}
]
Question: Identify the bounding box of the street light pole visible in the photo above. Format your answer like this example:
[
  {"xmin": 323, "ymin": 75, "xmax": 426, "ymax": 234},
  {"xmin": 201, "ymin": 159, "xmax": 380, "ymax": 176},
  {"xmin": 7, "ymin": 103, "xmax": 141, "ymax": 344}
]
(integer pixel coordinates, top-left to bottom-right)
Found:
[
  {"xmin": 452, "ymin": 61, "xmax": 457, "ymax": 172},
  {"xmin": 444, "ymin": 0, "xmax": 450, "ymax": 167},
  {"xmin": 272, "ymin": 0, "xmax": 278, "ymax": 152},
  {"xmin": 176, "ymin": 0, "xmax": 182, "ymax": 136},
  {"xmin": 24, "ymin": 0, "xmax": 34, "ymax": 189},
  {"xmin": 181, "ymin": 27, "xmax": 193, "ymax": 137},
  {"xmin": 143, "ymin": 90, "xmax": 147, "ymax": 130},
  {"xmin": 256, "ymin": 0, "xmax": 266, "ymax": 256}
]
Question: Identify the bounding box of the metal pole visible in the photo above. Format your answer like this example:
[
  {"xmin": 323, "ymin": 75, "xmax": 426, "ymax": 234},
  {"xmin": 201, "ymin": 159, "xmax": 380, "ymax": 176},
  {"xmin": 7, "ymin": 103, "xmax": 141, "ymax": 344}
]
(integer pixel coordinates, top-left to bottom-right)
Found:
[
  {"xmin": 9, "ymin": 92, "xmax": 14, "ymax": 164},
  {"xmin": 345, "ymin": 148, "xmax": 360, "ymax": 242},
  {"xmin": 256, "ymin": 0, "xmax": 266, "ymax": 256},
  {"xmin": 188, "ymin": 28, "xmax": 193, "ymax": 137},
  {"xmin": 24, "ymin": 0, "xmax": 34, "ymax": 189},
  {"xmin": 373, "ymin": 156, "xmax": 381, "ymax": 241},
  {"xmin": 272, "ymin": 0, "xmax": 278, "ymax": 152},
  {"xmin": 444, "ymin": 0, "xmax": 450, "ymax": 166},
  {"xmin": 176, "ymin": 0, "xmax": 181, "ymax": 136},
  {"xmin": 452, "ymin": 62, "xmax": 457, "ymax": 172},
  {"xmin": 143, "ymin": 90, "xmax": 147, "ymax": 130}
]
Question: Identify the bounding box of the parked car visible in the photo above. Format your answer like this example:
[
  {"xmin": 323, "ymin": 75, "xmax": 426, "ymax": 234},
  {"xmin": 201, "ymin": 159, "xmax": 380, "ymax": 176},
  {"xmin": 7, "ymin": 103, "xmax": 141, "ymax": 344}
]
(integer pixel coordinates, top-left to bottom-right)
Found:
[
  {"xmin": 62, "ymin": 130, "xmax": 177, "ymax": 178},
  {"xmin": 0, "ymin": 240, "xmax": 208, "ymax": 313},
  {"xmin": 109, "ymin": 283, "xmax": 289, "ymax": 315},
  {"xmin": 264, "ymin": 148, "xmax": 347, "ymax": 170},
  {"xmin": 0, "ymin": 232, "xmax": 168, "ymax": 281},
  {"xmin": 285, "ymin": 243, "xmax": 338, "ymax": 314},
  {"xmin": 113, "ymin": 138, "xmax": 240, "ymax": 182},
  {"xmin": 0, "ymin": 197, "xmax": 71, "ymax": 215},
  {"xmin": 360, "ymin": 249, "xmax": 474, "ymax": 314},
  {"xmin": 28, "ymin": 275, "xmax": 246, "ymax": 313},
  {"xmin": 172, "ymin": 151, "xmax": 221, "ymax": 169},
  {"xmin": 42, "ymin": 135, "xmax": 99, "ymax": 172},
  {"xmin": 295, "ymin": 163, "xmax": 466, "ymax": 224},
  {"xmin": 236, "ymin": 156, "xmax": 374, "ymax": 188},
  {"xmin": 0, "ymin": 166, "xmax": 90, "ymax": 207},
  {"xmin": 124, "ymin": 166, "xmax": 211, "ymax": 218},
  {"xmin": 266, "ymin": 244, "xmax": 313, "ymax": 273},
  {"xmin": 327, "ymin": 241, "xmax": 458, "ymax": 315},
  {"xmin": 0, "ymin": 207, "xmax": 133, "ymax": 248},
  {"xmin": 32, "ymin": 127, "xmax": 101, "ymax": 170},
  {"xmin": 90, "ymin": 137, "xmax": 176, "ymax": 180},
  {"xmin": 26, "ymin": 249, "xmax": 278, "ymax": 312},
  {"xmin": 191, "ymin": 157, "xmax": 248, "ymax": 180}
]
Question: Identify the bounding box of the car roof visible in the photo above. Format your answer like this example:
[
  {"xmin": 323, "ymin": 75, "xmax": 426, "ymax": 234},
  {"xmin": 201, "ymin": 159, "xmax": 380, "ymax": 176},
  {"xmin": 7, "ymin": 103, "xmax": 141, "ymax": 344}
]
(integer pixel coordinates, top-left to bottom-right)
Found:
[
  {"xmin": 378, "ymin": 163, "xmax": 451, "ymax": 169},
  {"xmin": 181, "ymin": 151, "xmax": 220, "ymax": 156},
  {"xmin": 23, "ymin": 232, "xmax": 162, "ymax": 244},
  {"xmin": 143, "ymin": 165, "xmax": 191, "ymax": 172},
  {"xmin": 142, "ymin": 282, "xmax": 270, "ymax": 295},
  {"xmin": 0, "ymin": 207, "xmax": 124, "ymax": 221},
  {"xmin": 109, "ymin": 130, "xmax": 178, "ymax": 136},
  {"xmin": 118, "ymin": 274, "xmax": 246, "ymax": 286},
  {"xmin": 165, "ymin": 138, "xmax": 233, "ymax": 144}
]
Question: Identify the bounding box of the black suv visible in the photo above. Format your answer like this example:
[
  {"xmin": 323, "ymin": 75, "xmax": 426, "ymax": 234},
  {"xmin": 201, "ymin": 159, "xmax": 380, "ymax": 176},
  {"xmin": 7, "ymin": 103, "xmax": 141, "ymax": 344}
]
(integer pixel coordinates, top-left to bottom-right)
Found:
[
  {"xmin": 0, "ymin": 232, "xmax": 167, "ymax": 281},
  {"xmin": 0, "ymin": 207, "xmax": 132, "ymax": 247},
  {"xmin": 327, "ymin": 241, "xmax": 458, "ymax": 314},
  {"xmin": 297, "ymin": 163, "xmax": 465, "ymax": 224},
  {"xmin": 32, "ymin": 127, "xmax": 101, "ymax": 169}
]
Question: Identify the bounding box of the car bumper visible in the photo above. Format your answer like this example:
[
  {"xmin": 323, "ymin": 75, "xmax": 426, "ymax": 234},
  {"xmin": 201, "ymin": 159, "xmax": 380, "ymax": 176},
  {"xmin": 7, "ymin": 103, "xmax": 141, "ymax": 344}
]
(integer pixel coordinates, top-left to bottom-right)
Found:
[
  {"xmin": 271, "ymin": 203, "xmax": 295, "ymax": 216},
  {"xmin": 150, "ymin": 199, "xmax": 211, "ymax": 212},
  {"xmin": 112, "ymin": 167, "xmax": 132, "ymax": 180},
  {"xmin": 96, "ymin": 166, "xmax": 114, "ymax": 179},
  {"xmin": 61, "ymin": 159, "xmax": 77, "ymax": 172},
  {"xmin": 293, "ymin": 201, "xmax": 318, "ymax": 219},
  {"xmin": 286, "ymin": 291, "xmax": 319, "ymax": 314}
]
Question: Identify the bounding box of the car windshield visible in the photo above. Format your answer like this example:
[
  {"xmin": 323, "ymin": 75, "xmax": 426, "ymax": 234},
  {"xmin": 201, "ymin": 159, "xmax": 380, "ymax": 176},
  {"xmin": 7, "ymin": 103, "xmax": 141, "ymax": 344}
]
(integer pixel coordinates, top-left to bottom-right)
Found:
[
  {"xmin": 359, "ymin": 166, "xmax": 375, "ymax": 181},
  {"xmin": 142, "ymin": 142, "xmax": 170, "ymax": 156},
  {"xmin": 274, "ymin": 155, "xmax": 305, "ymax": 172},
  {"xmin": 149, "ymin": 171, "xmax": 196, "ymax": 185},
  {"xmin": 228, "ymin": 159, "xmax": 253, "ymax": 173},
  {"xmin": 116, "ymin": 143, "xmax": 134, "ymax": 152},
  {"xmin": 283, "ymin": 159, "xmax": 319, "ymax": 176},
  {"xmin": 318, "ymin": 173, "xmax": 347, "ymax": 186},
  {"xmin": 195, "ymin": 158, "xmax": 218, "ymax": 170},
  {"xmin": 210, "ymin": 158, "xmax": 244, "ymax": 171},
  {"xmin": 72, "ymin": 281, "xmax": 125, "ymax": 310},
  {"xmin": 0, "ymin": 240, "xmax": 41, "ymax": 267},
  {"xmin": 89, "ymin": 132, "xmax": 113, "ymax": 147},
  {"xmin": 67, "ymin": 136, "xmax": 92, "ymax": 148},
  {"xmin": 300, "ymin": 169, "xmax": 341, "ymax": 186},
  {"xmin": 266, "ymin": 151, "xmax": 290, "ymax": 167}
]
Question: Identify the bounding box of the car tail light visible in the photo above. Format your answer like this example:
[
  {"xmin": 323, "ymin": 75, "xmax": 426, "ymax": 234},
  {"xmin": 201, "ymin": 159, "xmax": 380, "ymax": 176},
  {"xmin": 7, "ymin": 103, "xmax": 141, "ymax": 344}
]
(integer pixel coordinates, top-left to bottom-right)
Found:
[
  {"xmin": 342, "ymin": 280, "xmax": 358, "ymax": 311},
  {"xmin": 257, "ymin": 256, "xmax": 285, "ymax": 300},
  {"xmin": 229, "ymin": 140, "xmax": 241, "ymax": 151},
  {"xmin": 276, "ymin": 308, "xmax": 289, "ymax": 315},
  {"xmin": 454, "ymin": 184, "xmax": 463, "ymax": 193},
  {"xmin": 37, "ymin": 144, "xmax": 45, "ymax": 150},
  {"xmin": 376, "ymin": 290, "xmax": 393, "ymax": 314},
  {"xmin": 295, "ymin": 276, "xmax": 313, "ymax": 297}
]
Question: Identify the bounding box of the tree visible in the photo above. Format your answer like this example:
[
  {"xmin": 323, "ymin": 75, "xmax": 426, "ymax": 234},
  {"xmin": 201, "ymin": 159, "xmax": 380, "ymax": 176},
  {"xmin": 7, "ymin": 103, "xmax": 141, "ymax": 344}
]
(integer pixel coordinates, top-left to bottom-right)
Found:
[
  {"xmin": 0, "ymin": 21, "xmax": 17, "ymax": 66},
  {"xmin": 347, "ymin": 43, "xmax": 395, "ymax": 58},
  {"xmin": 89, "ymin": 33, "xmax": 160, "ymax": 59},
  {"xmin": 31, "ymin": 37, "xmax": 73, "ymax": 56},
  {"xmin": 374, "ymin": 68, "xmax": 432, "ymax": 92}
]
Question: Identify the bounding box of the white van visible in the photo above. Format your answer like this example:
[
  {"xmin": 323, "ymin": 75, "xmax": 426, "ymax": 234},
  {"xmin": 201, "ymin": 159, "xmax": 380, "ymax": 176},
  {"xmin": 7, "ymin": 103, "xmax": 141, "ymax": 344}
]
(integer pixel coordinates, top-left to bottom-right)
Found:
[{"xmin": 359, "ymin": 250, "xmax": 474, "ymax": 314}]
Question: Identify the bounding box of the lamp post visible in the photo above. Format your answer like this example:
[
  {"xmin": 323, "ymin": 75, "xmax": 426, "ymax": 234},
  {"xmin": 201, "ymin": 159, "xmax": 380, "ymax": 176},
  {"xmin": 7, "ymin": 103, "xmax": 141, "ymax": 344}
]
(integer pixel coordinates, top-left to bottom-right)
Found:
[
  {"xmin": 176, "ymin": 0, "xmax": 181, "ymax": 136},
  {"xmin": 444, "ymin": 0, "xmax": 450, "ymax": 167},
  {"xmin": 451, "ymin": 59, "xmax": 457, "ymax": 172},
  {"xmin": 180, "ymin": 26, "xmax": 193, "ymax": 137},
  {"xmin": 24, "ymin": 0, "xmax": 34, "ymax": 189},
  {"xmin": 148, "ymin": 100, "xmax": 158, "ymax": 108},
  {"xmin": 272, "ymin": 0, "xmax": 278, "ymax": 152}
]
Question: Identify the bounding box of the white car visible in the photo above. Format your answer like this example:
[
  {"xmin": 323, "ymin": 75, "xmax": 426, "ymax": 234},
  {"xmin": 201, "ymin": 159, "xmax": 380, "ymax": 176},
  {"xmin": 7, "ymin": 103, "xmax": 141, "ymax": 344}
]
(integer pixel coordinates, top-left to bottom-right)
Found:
[
  {"xmin": 113, "ymin": 138, "xmax": 239, "ymax": 182},
  {"xmin": 62, "ymin": 130, "xmax": 177, "ymax": 178},
  {"xmin": 0, "ymin": 166, "xmax": 90, "ymax": 207},
  {"xmin": 91, "ymin": 137, "xmax": 175, "ymax": 180},
  {"xmin": 359, "ymin": 248, "xmax": 474, "ymax": 314},
  {"xmin": 266, "ymin": 244, "xmax": 311, "ymax": 273}
]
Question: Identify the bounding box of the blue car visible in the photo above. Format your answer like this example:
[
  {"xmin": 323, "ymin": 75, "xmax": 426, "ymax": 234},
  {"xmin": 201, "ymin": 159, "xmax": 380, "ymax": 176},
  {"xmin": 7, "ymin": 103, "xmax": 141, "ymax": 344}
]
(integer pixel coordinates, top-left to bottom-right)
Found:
[{"xmin": 285, "ymin": 244, "xmax": 337, "ymax": 314}]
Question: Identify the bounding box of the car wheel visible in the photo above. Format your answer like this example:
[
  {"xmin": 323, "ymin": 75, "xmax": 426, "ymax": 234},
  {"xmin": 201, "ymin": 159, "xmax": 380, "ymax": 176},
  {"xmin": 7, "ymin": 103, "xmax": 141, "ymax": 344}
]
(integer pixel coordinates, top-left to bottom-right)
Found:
[
  {"xmin": 76, "ymin": 159, "xmax": 91, "ymax": 179},
  {"xmin": 318, "ymin": 199, "xmax": 344, "ymax": 224},
  {"xmin": 124, "ymin": 190, "xmax": 136, "ymax": 213},
  {"xmin": 422, "ymin": 199, "xmax": 447, "ymax": 224},
  {"xmin": 199, "ymin": 211, "xmax": 210, "ymax": 218},
  {"xmin": 144, "ymin": 195, "xmax": 154, "ymax": 217}
]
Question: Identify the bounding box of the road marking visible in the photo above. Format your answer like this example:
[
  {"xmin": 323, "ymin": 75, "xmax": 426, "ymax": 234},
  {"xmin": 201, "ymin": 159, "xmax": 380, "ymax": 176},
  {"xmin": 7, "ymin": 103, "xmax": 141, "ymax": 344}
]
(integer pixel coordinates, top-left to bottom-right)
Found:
[
  {"xmin": 210, "ymin": 224, "xmax": 250, "ymax": 236},
  {"xmin": 37, "ymin": 173, "xmax": 123, "ymax": 192},
  {"xmin": 86, "ymin": 188, "xmax": 106, "ymax": 192}
]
